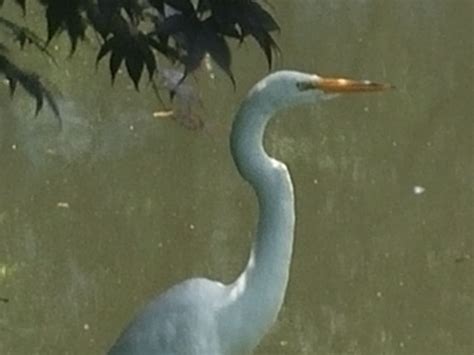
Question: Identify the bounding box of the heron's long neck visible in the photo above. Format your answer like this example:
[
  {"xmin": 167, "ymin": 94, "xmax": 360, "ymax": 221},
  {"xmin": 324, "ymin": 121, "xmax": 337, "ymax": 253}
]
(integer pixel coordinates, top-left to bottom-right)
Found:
[{"xmin": 222, "ymin": 96, "xmax": 295, "ymax": 352}]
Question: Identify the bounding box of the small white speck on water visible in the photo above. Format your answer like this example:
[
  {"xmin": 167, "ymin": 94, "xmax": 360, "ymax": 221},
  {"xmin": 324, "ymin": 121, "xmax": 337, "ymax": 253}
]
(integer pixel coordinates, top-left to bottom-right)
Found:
[
  {"xmin": 363, "ymin": 106, "xmax": 369, "ymax": 112},
  {"xmin": 11, "ymin": 144, "xmax": 17, "ymax": 150},
  {"xmin": 189, "ymin": 224, "xmax": 195, "ymax": 230},
  {"xmin": 392, "ymin": 141, "xmax": 398, "ymax": 147},
  {"xmin": 83, "ymin": 323, "xmax": 90, "ymax": 331},
  {"xmin": 313, "ymin": 178, "xmax": 319, "ymax": 184},
  {"xmin": 399, "ymin": 280, "xmax": 404, "ymax": 287},
  {"xmin": 399, "ymin": 341, "xmax": 405, "ymax": 348},
  {"xmin": 279, "ymin": 340, "xmax": 288, "ymax": 347},
  {"xmin": 57, "ymin": 202, "xmax": 70, "ymax": 208},
  {"xmin": 413, "ymin": 186, "xmax": 425, "ymax": 195},
  {"xmin": 376, "ymin": 291, "xmax": 382, "ymax": 298},
  {"xmin": 129, "ymin": 125, "xmax": 135, "ymax": 131}
]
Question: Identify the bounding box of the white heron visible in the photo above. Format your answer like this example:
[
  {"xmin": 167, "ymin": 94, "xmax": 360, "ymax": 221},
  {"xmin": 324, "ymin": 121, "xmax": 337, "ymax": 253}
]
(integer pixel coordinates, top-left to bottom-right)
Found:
[{"xmin": 108, "ymin": 70, "xmax": 391, "ymax": 355}]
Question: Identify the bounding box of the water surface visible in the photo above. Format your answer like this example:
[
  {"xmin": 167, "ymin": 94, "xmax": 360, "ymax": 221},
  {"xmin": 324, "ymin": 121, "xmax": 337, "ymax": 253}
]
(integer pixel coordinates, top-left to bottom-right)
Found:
[{"xmin": 0, "ymin": 1, "xmax": 472, "ymax": 354}]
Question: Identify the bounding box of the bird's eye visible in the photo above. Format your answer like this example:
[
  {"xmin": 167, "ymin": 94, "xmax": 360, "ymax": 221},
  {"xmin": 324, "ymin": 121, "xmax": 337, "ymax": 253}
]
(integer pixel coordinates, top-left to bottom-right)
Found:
[{"xmin": 296, "ymin": 81, "xmax": 314, "ymax": 91}]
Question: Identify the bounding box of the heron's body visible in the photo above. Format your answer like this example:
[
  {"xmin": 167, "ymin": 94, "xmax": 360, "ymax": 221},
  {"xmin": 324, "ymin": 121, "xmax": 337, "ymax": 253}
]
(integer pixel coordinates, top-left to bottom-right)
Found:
[
  {"xmin": 109, "ymin": 278, "xmax": 226, "ymax": 354},
  {"xmin": 108, "ymin": 71, "xmax": 390, "ymax": 355}
]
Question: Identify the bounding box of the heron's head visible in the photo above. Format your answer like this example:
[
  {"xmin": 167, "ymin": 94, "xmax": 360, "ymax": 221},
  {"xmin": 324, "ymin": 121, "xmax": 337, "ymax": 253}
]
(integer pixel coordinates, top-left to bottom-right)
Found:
[{"xmin": 250, "ymin": 70, "xmax": 393, "ymax": 112}]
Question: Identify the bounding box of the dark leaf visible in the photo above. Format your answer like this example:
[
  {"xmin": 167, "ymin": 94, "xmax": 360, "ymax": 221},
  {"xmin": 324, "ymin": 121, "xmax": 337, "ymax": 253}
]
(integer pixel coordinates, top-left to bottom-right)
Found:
[
  {"xmin": 19, "ymin": 73, "xmax": 60, "ymax": 121},
  {"xmin": 147, "ymin": 35, "xmax": 178, "ymax": 60},
  {"xmin": 16, "ymin": 0, "xmax": 26, "ymax": 13},
  {"xmin": 147, "ymin": 0, "xmax": 196, "ymax": 15},
  {"xmin": 183, "ymin": 41, "xmax": 205, "ymax": 73},
  {"xmin": 123, "ymin": 0, "xmax": 144, "ymax": 21},
  {"xmin": 96, "ymin": 36, "xmax": 115, "ymax": 64},
  {"xmin": 252, "ymin": 29, "xmax": 279, "ymax": 68},
  {"xmin": 0, "ymin": 53, "xmax": 62, "ymax": 127},
  {"xmin": 196, "ymin": 0, "xmax": 211, "ymax": 13},
  {"xmin": 65, "ymin": 9, "xmax": 86, "ymax": 53},
  {"xmin": 158, "ymin": 14, "xmax": 193, "ymax": 36},
  {"xmin": 164, "ymin": 0, "xmax": 195, "ymax": 14},
  {"xmin": 86, "ymin": 3, "xmax": 111, "ymax": 38},
  {"xmin": 97, "ymin": 0, "xmax": 121, "ymax": 17},
  {"xmin": 45, "ymin": 2, "xmax": 63, "ymax": 42},
  {"xmin": 15, "ymin": 0, "xmax": 26, "ymax": 12},
  {"xmin": 34, "ymin": 89, "xmax": 44, "ymax": 113},
  {"xmin": 199, "ymin": 21, "xmax": 234, "ymax": 86},
  {"xmin": 7, "ymin": 76, "xmax": 17, "ymax": 96},
  {"xmin": 247, "ymin": 2, "xmax": 280, "ymax": 32},
  {"xmin": 97, "ymin": 27, "xmax": 161, "ymax": 88},
  {"xmin": 137, "ymin": 33, "xmax": 157, "ymax": 79},
  {"xmin": 214, "ymin": 22, "xmax": 241, "ymax": 39},
  {"xmin": 109, "ymin": 50, "xmax": 124, "ymax": 83},
  {"xmin": 125, "ymin": 54, "xmax": 144, "ymax": 90},
  {"xmin": 149, "ymin": 0, "xmax": 164, "ymax": 13},
  {"xmin": 206, "ymin": 0, "xmax": 279, "ymax": 68},
  {"xmin": 18, "ymin": 32, "xmax": 27, "ymax": 47},
  {"xmin": 41, "ymin": 0, "xmax": 86, "ymax": 53},
  {"xmin": 0, "ymin": 16, "xmax": 56, "ymax": 62}
]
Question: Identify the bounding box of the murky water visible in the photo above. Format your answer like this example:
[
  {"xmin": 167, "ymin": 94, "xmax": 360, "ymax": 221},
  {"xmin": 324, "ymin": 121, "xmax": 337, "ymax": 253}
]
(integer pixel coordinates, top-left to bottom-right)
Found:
[{"xmin": 0, "ymin": 1, "xmax": 472, "ymax": 354}]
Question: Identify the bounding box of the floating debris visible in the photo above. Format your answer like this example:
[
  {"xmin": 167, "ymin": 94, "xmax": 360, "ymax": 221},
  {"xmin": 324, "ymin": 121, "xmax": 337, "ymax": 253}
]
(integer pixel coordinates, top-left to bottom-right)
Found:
[
  {"xmin": 413, "ymin": 185, "xmax": 425, "ymax": 195},
  {"xmin": 153, "ymin": 69, "xmax": 204, "ymax": 130}
]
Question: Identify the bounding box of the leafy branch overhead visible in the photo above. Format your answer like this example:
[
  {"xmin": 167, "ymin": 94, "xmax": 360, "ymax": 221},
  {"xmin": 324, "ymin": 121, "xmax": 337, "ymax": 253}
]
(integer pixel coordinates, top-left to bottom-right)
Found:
[
  {"xmin": 0, "ymin": 16, "xmax": 55, "ymax": 61},
  {"xmin": 91, "ymin": 0, "xmax": 279, "ymax": 87},
  {"xmin": 0, "ymin": 0, "xmax": 279, "ymax": 121},
  {"xmin": 0, "ymin": 51, "xmax": 61, "ymax": 125}
]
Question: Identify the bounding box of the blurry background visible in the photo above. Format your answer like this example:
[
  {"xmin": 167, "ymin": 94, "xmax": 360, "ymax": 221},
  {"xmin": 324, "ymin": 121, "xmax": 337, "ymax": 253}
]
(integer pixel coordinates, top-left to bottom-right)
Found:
[{"xmin": 0, "ymin": 0, "xmax": 472, "ymax": 354}]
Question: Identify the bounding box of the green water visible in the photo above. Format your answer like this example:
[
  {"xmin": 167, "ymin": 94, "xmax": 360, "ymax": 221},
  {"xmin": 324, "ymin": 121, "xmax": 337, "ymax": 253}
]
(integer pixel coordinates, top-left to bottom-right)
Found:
[{"xmin": 0, "ymin": 1, "xmax": 472, "ymax": 354}]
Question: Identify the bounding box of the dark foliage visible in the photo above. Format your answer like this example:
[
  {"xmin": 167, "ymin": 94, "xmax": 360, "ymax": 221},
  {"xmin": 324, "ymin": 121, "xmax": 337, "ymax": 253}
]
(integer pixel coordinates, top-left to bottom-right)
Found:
[
  {"xmin": 0, "ymin": 0, "xmax": 279, "ymax": 125},
  {"xmin": 40, "ymin": 0, "xmax": 87, "ymax": 54},
  {"xmin": 202, "ymin": 0, "xmax": 280, "ymax": 67},
  {"xmin": 0, "ymin": 50, "xmax": 61, "ymax": 126},
  {"xmin": 90, "ymin": 0, "xmax": 279, "ymax": 86},
  {"xmin": 0, "ymin": 16, "xmax": 55, "ymax": 61}
]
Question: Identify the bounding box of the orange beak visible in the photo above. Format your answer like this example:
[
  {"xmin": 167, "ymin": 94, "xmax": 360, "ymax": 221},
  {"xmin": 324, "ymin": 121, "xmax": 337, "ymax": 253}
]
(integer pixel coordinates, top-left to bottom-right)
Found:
[{"xmin": 300, "ymin": 75, "xmax": 394, "ymax": 93}]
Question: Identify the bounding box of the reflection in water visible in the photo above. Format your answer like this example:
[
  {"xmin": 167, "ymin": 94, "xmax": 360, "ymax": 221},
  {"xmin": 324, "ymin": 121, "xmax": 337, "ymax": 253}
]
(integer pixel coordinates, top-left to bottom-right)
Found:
[{"xmin": 153, "ymin": 68, "xmax": 204, "ymax": 130}]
